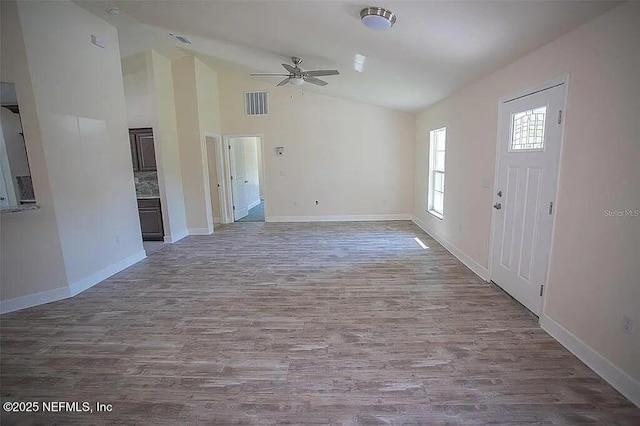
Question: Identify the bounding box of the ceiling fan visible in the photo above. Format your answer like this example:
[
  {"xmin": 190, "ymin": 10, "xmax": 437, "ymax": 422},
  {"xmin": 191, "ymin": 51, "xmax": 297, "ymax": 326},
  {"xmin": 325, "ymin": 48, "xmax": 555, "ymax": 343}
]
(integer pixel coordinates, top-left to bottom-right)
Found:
[{"xmin": 250, "ymin": 57, "xmax": 339, "ymax": 87}]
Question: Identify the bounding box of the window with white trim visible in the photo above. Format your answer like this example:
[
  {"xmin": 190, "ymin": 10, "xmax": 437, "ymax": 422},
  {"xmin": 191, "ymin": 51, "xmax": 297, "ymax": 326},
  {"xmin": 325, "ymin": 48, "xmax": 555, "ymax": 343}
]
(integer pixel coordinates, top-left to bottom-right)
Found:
[{"xmin": 428, "ymin": 127, "xmax": 446, "ymax": 218}]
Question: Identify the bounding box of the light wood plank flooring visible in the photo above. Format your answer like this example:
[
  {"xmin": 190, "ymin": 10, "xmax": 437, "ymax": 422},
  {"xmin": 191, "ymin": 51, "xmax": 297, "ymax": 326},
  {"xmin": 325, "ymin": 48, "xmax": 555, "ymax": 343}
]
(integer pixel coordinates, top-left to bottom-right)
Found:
[{"xmin": 1, "ymin": 221, "xmax": 638, "ymax": 425}]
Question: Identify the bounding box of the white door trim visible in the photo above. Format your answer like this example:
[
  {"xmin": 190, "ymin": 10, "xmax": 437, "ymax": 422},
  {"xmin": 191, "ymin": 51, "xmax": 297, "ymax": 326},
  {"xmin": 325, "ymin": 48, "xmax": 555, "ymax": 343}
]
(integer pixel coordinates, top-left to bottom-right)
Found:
[
  {"xmin": 204, "ymin": 133, "xmax": 226, "ymax": 224},
  {"xmin": 221, "ymin": 134, "xmax": 266, "ymax": 223},
  {"xmin": 488, "ymin": 74, "xmax": 570, "ymax": 316}
]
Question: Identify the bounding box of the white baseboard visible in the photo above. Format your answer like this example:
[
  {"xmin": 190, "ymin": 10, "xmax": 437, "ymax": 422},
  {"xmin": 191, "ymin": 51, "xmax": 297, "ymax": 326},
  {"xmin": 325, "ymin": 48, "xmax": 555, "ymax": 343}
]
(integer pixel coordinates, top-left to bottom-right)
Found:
[
  {"xmin": 1, "ymin": 286, "xmax": 71, "ymax": 314},
  {"xmin": 164, "ymin": 230, "xmax": 188, "ymax": 243},
  {"xmin": 1, "ymin": 250, "xmax": 146, "ymax": 315},
  {"xmin": 540, "ymin": 314, "xmax": 640, "ymax": 407},
  {"xmin": 412, "ymin": 215, "xmax": 489, "ymax": 280},
  {"xmin": 267, "ymin": 214, "xmax": 412, "ymax": 223},
  {"xmin": 68, "ymin": 250, "xmax": 146, "ymax": 296},
  {"xmin": 188, "ymin": 227, "xmax": 214, "ymax": 236},
  {"xmin": 248, "ymin": 199, "xmax": 261, "ymax": 210}
]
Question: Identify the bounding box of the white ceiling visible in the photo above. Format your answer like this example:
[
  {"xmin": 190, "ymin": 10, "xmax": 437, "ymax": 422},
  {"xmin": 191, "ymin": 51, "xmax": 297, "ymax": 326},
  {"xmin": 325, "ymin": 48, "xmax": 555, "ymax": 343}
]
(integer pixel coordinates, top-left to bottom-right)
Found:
[{"xmin": 76, "ymin": 1, "xmax": 618, "ymax": 112}]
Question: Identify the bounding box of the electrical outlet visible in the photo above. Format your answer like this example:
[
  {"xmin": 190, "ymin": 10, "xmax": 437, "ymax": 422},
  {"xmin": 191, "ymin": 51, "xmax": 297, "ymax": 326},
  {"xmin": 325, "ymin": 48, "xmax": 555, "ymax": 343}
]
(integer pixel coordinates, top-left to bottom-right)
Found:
[
  {"xmin": 622, "ymin": 315, "xmax": 633, "ymax": 335},
  {"xmin": 115, "ymin": 235, "xmax": 120, "ymax": 244}
]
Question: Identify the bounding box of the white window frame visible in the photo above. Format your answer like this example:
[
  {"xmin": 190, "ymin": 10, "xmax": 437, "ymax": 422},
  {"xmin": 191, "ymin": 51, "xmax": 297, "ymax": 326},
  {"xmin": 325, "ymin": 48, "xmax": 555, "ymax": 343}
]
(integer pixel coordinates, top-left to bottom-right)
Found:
[{"xmin": 427, "ymin": 127, "xmax": 446, "ymax": 219}]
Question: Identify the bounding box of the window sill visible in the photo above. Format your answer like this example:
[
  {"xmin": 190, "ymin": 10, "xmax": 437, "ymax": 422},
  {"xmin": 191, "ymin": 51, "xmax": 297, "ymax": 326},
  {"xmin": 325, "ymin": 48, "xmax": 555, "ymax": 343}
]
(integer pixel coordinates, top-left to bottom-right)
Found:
[{"xmin": 427, "ymin": 210, "xmax": 443, "ymax": 220}]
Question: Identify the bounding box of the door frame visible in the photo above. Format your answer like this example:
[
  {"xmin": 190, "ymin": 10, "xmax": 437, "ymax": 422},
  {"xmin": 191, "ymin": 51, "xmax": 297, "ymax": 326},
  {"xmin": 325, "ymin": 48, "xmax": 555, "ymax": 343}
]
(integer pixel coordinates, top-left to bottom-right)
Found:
[
  {"xmin": 487, "ymin": 75, "xmax": 570, "ymax": 316},
  {"xmin": 220, "ymin": 133, "xmax": 266, "ymax": 223},
  {"xmin": 204, "ymin": 133, "xmax": 227, "ymax": 224}
]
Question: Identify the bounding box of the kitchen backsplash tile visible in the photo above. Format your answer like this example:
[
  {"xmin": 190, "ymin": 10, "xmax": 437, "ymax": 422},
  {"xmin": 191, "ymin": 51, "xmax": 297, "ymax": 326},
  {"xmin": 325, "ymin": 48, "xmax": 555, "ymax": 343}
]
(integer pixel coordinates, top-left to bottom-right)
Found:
[{"xmin": 134, "ymin": 171, "xmax": 159, "ymax": 197}]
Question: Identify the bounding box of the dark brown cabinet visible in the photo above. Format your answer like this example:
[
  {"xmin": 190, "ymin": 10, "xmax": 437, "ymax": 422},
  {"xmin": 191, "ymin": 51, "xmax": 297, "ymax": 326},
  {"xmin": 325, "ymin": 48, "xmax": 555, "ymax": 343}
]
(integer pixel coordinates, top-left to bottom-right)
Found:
[
  {"xmin": 129, "ymin": 128, "xmax": 157, "ymax": 172},
  {"xmin": 137, "ymin": 198, "xmax": 164, "ymax": 241}
]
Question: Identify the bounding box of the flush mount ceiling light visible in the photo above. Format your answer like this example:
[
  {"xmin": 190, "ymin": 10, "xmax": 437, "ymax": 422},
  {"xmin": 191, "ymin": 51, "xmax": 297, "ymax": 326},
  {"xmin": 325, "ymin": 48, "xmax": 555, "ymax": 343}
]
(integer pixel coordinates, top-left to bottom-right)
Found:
[
  {"xmin": 106, "ymin": 6, "xmax": 120, "ymax": 15},
  {"xmin": 360, "ymin": 7, "xmax": 397, "ymax": 30}
]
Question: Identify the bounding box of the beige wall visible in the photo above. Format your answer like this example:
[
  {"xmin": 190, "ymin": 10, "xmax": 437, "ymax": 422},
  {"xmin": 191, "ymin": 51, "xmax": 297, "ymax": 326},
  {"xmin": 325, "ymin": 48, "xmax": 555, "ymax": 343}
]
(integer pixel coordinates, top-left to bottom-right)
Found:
[
  {"xmin": 414, "ymin": 1, "xmax": 639, "ymax": 388},
  {"xmin": 216, "ymin": 70, "xmax": 415, "ymax": 220},
  {"xmin": 1, "ymin": 0, "xmax": 145, "ymax": 306},
  {"xmin": 147, "ymin": 49, "xmax": 188, "ymax": 242},
  {"xmin": 172, "ymin": 56, "xmax": 219, "ymax": 234},
  {"xmin": 195, "ymin": 58, "xmax": 221, "ymax": 227}
]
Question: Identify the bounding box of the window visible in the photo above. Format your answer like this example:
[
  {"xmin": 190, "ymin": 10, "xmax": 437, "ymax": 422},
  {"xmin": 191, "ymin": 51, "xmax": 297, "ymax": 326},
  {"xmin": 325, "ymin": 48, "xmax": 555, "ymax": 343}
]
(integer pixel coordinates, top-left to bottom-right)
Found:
[
  {"xmin": 510, "ymin": 106, "xmax": 546, "ymax": 151},
  {"xmin": 428, "ymin": 127, "xmax": 446, "ymax": 218}
]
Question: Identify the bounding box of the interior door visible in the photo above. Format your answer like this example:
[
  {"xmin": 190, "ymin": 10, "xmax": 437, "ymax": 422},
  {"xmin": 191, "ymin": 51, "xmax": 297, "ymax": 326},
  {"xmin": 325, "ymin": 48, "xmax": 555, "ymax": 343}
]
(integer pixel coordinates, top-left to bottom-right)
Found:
[
  {"xmin": 229, "ymin": 138, "xmax": 249, "ymax": 221},
  {"xmin": 490, "ymin": 83, "xmax": 566, "ymax": 315}
]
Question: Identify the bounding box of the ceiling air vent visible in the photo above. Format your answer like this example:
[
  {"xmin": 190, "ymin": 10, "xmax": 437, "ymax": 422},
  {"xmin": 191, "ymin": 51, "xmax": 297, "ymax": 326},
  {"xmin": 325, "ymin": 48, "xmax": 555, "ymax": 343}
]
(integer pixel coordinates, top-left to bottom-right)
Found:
[
  {"xmin": 244, "ymin": 91, "xmax": 268, "ymax": 116},
  {"xmin": 169, "ymin": 32, "xmax": 192, "ymax": 45}
]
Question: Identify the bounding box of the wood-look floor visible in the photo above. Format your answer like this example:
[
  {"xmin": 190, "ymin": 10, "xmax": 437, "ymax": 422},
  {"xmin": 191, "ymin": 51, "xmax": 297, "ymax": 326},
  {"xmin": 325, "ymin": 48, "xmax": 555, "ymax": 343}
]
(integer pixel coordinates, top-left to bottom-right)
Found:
[{"xmin": 1, "ymin": 221, "xmax": 638, "ymax": 425}]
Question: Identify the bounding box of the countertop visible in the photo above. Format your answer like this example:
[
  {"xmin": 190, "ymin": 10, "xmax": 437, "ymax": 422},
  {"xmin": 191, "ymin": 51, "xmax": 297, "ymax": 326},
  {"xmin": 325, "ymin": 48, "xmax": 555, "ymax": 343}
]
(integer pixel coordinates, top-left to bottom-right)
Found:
[{"xmin": 1, "ymin": 204, "xmax": 40, "ymax": 214}]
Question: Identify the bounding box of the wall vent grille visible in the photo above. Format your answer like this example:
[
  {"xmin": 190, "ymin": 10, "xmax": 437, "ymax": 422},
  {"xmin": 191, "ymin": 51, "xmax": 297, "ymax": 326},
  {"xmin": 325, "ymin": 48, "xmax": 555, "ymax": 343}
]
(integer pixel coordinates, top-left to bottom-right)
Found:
[{"xmin": 244, "ymin": 91, "xmax": 268, "ymax": 116}]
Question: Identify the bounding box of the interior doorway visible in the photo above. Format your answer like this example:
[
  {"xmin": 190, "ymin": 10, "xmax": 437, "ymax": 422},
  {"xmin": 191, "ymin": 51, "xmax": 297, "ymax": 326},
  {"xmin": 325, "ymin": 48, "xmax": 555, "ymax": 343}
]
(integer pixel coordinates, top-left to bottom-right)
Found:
[
  {"xmin": 228, "ymin": 136, "xmax": 264, "ymax": 222},
  {"xmin": 489, "ymin": 78, "xmax": 567, "ymax": 316},
  {"xmin": 211, "ymin": 134, "xmax": 265, "ymax": 224}
]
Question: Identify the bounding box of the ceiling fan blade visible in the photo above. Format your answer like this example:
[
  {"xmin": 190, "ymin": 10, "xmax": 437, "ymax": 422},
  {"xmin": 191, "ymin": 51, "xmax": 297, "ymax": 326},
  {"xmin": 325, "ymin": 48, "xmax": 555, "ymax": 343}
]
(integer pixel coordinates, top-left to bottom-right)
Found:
[
  {"xmin": 250, "ymin": 73, "xmax": 291, "ymax": 77},
  {"xmin": 303, "ymin": 76, "xmax": 328, "ymax": 86},
  {"xmin": 304, "ymin": 70, "xmax": 339, "ymax": 77},
  {"xmin": 277, "ymin": 77, "xmax": 292, "ymax": 86},
  {"xmin": 282, "ymin": 63, "xmax": 297, "ymax": 74}
]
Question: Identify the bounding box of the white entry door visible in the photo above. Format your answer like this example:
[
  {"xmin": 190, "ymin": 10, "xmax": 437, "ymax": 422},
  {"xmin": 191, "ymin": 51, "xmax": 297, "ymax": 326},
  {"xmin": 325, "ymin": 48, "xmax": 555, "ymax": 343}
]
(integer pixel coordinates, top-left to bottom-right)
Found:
[
  {"xmin": 490, "ymin": 82, "xmax": 566, "ymax": 315},
  {"xmin": 229, "ymin": 138, "xmax": 249, "ymax": 221}
]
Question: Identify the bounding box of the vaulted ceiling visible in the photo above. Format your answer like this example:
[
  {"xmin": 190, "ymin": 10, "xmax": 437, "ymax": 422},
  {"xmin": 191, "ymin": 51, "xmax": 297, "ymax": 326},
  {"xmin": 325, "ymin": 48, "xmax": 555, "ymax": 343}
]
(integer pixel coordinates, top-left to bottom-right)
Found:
[{"xmin": 76, "ymin": 1, "xmax": 618, "ymax": 112}]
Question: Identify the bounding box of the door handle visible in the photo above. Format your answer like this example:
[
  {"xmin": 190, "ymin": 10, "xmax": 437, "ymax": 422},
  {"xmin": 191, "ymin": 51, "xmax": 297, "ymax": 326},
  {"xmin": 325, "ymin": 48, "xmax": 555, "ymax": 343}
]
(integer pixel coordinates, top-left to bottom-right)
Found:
[
  {"xmin": 244, "ymin": 180, "xmax": 249, "ymax": 184},
  {"xmin": 493, "ymin": 203, "xmax": 502, "ymax": 210}
]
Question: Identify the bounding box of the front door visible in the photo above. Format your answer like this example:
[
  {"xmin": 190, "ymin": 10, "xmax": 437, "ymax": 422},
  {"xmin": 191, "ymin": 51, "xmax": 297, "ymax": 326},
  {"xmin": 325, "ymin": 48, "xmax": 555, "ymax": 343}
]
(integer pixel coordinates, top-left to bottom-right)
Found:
[{"xmin": 490, "ymin": 82, "xmax": 566, "ymax": 315}]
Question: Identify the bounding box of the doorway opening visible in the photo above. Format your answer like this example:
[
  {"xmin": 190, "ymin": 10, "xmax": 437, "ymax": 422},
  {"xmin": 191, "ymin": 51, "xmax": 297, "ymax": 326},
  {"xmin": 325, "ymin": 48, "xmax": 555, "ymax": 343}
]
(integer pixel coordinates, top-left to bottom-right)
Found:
[
  {"xmin": 227, "ymin": 136, "xmax": 264, "ymax": 222},
  {"xmin": 489, "ymin": 77, "xmax": 567, "ymax": 316},
  {"xmin": 211, "ymin": 134, "xmax": 265, "ymax": 224}
]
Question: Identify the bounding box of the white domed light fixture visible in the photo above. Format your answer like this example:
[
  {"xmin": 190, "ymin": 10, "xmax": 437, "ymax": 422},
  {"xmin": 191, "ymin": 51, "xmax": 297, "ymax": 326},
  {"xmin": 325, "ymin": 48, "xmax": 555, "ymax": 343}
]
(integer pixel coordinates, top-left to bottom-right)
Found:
[
  {"xmin": 289, "ymin": 76, "xmax": 304, "ymax": 86},
  {"xmin": 360, "ymin": 6, "xmax": 397, "ymax": 30}
]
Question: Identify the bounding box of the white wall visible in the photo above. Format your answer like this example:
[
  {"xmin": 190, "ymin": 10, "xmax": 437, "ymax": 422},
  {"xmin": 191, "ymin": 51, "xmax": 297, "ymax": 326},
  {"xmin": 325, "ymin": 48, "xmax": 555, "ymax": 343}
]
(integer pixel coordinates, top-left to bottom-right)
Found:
[
  {"xmin": 1, "ymin": 0, "xmax": 145, "ymax": 310},
  {"xmin": 147, "ymin": 49, "xmax": 188, "ymax": 242},
  {"xmin": 413, "ymin": 2, "xmax": 640, "ymax": 403},
  {"xmin": 0, "ymin": 0, "xmax": 68, "ymax": 303},
  {"xmin": 122, "ymin": 53, "xmax": 154, "ymax": 128},
  {"xmin": 216, "ymin": 69, "xmax": 415, "ymax": 221}
]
